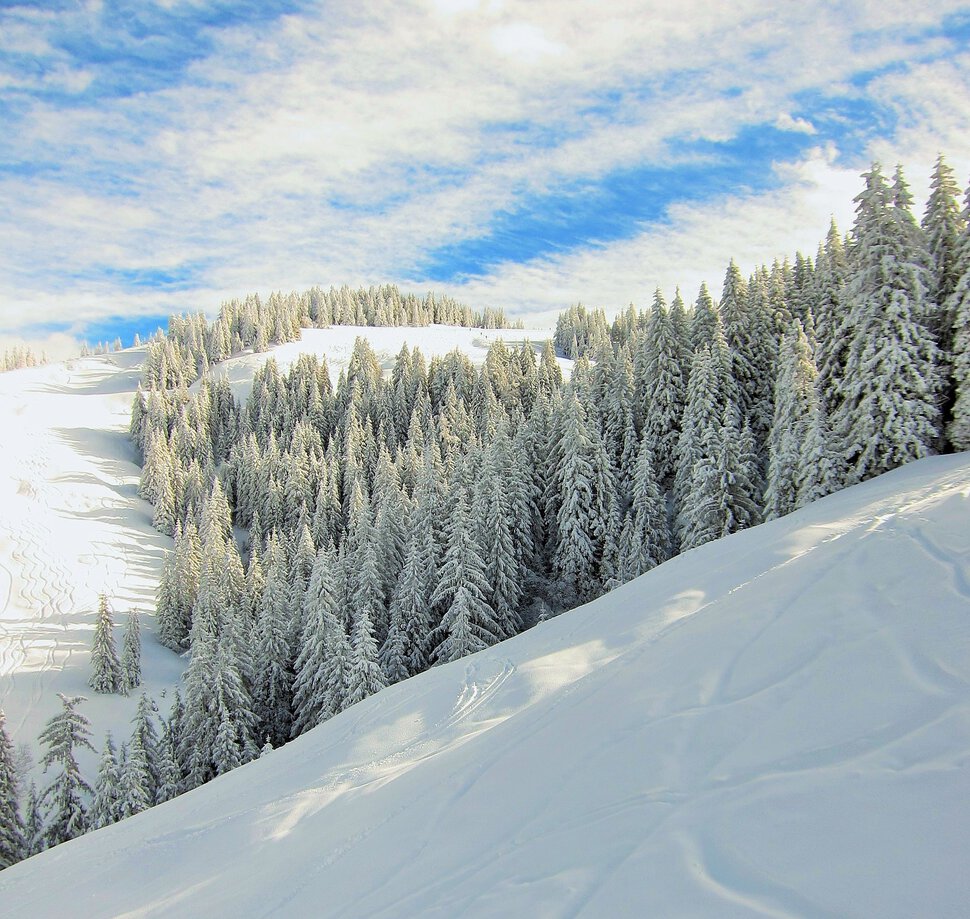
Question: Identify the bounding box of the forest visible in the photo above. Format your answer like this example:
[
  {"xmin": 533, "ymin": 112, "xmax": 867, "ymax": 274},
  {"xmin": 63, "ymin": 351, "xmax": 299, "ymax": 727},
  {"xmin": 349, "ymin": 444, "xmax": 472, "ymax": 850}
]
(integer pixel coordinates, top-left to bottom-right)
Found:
[{"xmin": 3, "ymin": 157, "xmax": 970, "ymax": 871}]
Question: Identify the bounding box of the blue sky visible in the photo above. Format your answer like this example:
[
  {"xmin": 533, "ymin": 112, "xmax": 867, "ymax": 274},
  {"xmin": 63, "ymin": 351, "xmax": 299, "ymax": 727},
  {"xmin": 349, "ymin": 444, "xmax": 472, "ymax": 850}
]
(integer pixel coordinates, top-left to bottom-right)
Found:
[{"xmin": 1, "ymin": 0, "xmax": 969, "ymax": 353}]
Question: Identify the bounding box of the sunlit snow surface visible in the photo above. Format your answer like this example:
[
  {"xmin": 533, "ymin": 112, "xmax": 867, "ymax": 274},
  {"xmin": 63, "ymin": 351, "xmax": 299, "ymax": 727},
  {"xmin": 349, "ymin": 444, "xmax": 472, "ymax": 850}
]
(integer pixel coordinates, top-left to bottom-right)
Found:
[{"xmin": 2, "ymin": 335, "xmax": 970, "ymax": 916}]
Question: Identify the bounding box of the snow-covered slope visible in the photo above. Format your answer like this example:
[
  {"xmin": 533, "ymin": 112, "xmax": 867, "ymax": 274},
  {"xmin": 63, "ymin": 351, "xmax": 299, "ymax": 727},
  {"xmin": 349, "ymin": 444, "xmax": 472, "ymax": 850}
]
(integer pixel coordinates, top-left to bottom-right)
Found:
[
  {"xmin": 3, "ymin": 453, "xmax": 969, "ymax": 917},
  {"xmin": 201, "ymin": 325, "xmax": 567, "ymax": 400},
  {"xmin": 0, "ymin": 325, "xmax": 562, "ymax": 773},
  {"xmin": 0, "ymin": 353, "xmax": 183, "ymax": 772}
]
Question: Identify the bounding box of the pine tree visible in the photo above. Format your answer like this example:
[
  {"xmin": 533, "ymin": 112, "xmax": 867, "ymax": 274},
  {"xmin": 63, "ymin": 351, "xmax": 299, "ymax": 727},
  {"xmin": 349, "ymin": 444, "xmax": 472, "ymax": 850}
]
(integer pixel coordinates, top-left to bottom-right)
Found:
[
  {"xmin": 38, "ymin": 694, "xmax": 95, "ymax": 848},
  {"xmin": 154, "ymin": 721, "xmax": 182, "ymax": 805},
  {"xmin": 0, "ymin": 710, "xmax": 26, "ymax": 868},
  {"xmin": 552, "ymin": 391, "xmax": 615, "ymax": 601},
  {"xmin": 22, "ymin": 783, "xmax": 43, "ymax": 857},
  {"xmin": 430, "ymin": 491, "xmax": 499, "ymax": 665},
  {"xmin": 344, "ymin": 602, "xmax": 387, "ymax": 707},
  {"xmin": 253, "ymin": 535, "xmax": 294, "ymax": 748},
  {"xmin": 617, "ymin": 432, "xmax": 670, "ymax": 582},
  {"xmin": 292, "ymin": 545, "xmax": 344, "ymax": 735},
  {"xmin": 833, "ymin": 165, "xmax": 941, "ymax": 483},
  {"xmin": 89, "ymin": 732, "xmax": 123, "ymax": 830},
  {"xmin": 765, "ymin": 321, "xmax": 820, "ymax": 519},
  {"xmin": 118, "ymin": 610, "xmax": 142, "ymax": 695},
  {"xmin": 117, "ymin": 732, "xmax": 152, "ymax": 819},
  {"xmin": 674, "ymin": 347, "xmax": 723, "ymax": 542},
  {"xmin": 89, "ymin": 593, "xmax": 121, "ymax": 694},
  {"xmin": 640, "ymin": 290, "xmax": 687, "ymax": 484},
  {"xmin": 946, "ymin": 176, "xmax": 970, "ymax": 449},
  {"xmin": 922, "ymin": 154, "xmax": 965, "ymax": 342}
]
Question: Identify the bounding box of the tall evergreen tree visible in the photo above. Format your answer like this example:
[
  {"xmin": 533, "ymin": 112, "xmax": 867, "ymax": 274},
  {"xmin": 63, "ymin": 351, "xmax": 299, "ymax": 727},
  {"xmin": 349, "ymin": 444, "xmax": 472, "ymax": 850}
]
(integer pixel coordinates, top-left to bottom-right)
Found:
[
  {"xmin": 430, "ymin": 491, "xmax": 499, "ymax": 665},
  {"xmin": 89, "ymin": 593, "xmax": 121, "ymax": 694},
  {"xmin": 119, "ymin": 610, "xmax": 142, "ymax": 695},
  {"xmin": 89, "ymin": 733, "xmax": 122, "ymax": 831},
  {"xmin": 833, "ymin": 164, "xmax": 941, "ymax": 484},
  {"xmin": 38, "ymin": 694, "xmax": 95, "ymax": 848},
  {"xmin": 292, "ymin": 546, "xmax": 344, "ymax": 735},
  {"xmin": 0, "ymin": 710, "xmax": 26, "ymax": 868}
]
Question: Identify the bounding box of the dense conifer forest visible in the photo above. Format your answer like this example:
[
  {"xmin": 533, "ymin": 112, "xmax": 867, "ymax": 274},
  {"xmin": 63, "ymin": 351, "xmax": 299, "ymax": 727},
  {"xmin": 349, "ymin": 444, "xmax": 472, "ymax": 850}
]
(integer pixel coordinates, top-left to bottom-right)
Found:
[{"xmin": 3, "ymin": 159, "xmax": 970, "ymax": 868}]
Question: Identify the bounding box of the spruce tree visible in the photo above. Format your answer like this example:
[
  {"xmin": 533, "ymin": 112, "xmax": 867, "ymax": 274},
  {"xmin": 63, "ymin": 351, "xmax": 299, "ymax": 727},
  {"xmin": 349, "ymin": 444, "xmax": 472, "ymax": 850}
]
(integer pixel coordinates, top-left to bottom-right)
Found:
[
  {"xmin": 640, "ymin": 290, "xmax": 687, "ymax": 484},
  {"xmin": 117, "ymin": 732, "xmax": 152, "ymax": 820},
  {"xmin": 833, "ymin": 164, "xmax": 941, "ymax": 483},
  {"xmin": 119, "ymin": 610, "xmax": 142, "ymax": 695},
  {"xmin": 89, "ymin": 733, "xmax": 123, "ymax": 831},
  {"xmin": 0, "ymin": 710, "xmax": 26, "ymax": 868},
  {"xmin": 765, "ymin": 321, "xmax": 820, "ymax": 519},
  {"xmin": 89, "ymin": 593, "xmax": 121, "ymax": 694},
  {"xmin": 38, "ymin": 694, "xmax": 95, "ymax": 848},
  {"xmin": 344, "ymin": 603, "xmax": 387, "ymax": 708},
  {"xmin": 617, "ymin": 432, "xmax": 670, "ymax": 582},
  {"xmin": 292, "ymin": 545, "xmax": 344, "ymax": 735},
  {"xmin": 430, "ymin": 491, "xmax": 499, "ymax": 665}
]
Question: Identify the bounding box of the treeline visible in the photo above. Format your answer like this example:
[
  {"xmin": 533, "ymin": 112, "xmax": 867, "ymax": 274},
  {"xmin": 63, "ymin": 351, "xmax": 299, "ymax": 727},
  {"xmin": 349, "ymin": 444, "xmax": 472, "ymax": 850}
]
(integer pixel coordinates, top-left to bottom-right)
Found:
[
  {"xmin": 141, "ymin": 284, "xmax": 519, "ymax": 390},
  {"xmin": 2, "ymin": 346, "xmax": 49, "ymax": 373}
]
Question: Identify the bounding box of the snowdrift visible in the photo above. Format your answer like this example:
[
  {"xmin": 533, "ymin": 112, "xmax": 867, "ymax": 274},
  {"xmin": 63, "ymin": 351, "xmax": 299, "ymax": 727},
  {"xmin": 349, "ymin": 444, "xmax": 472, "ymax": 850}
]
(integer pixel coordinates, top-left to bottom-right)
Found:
[{"xmin": 3, "ymin": 453, "xmax": 969, "ymax": 917}]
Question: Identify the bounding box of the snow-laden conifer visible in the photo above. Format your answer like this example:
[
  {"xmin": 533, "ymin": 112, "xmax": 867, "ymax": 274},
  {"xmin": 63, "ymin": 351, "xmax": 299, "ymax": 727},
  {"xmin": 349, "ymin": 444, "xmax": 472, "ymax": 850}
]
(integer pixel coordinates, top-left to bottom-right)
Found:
[
  {"xmin": 38, "ymin": 694, "xmax": 95, "ymax": 848},
  {"xmin": 90, "ymin": 593, "xmax": 121, "ymax": 694},
  {"xmin": 0, "ymin": 710, "xmax": 26, "ymax": 868},
  {"xmin": 118, "ymin": 610, "xmax": 142, "ymax": 695},
  {"xmin": 430, "ymin": 491, "xmax": 500, "ymax": 665}
]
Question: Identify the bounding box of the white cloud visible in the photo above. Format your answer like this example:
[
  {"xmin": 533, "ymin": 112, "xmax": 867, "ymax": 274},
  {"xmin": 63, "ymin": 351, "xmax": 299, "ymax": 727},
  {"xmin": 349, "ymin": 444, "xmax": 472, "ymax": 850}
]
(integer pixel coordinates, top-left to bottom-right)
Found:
[
  {"xmin": 775, "ymin": 113, "xmax": 816, "ymax": 134},
  {"xmin": 1, "ymin": 0, "xmax": 969, "ymax": 332}
]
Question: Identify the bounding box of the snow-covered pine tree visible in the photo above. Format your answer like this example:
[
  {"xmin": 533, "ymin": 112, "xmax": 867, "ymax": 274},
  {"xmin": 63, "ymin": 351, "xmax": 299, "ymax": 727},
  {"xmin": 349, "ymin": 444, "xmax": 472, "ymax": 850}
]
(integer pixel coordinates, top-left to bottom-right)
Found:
[
  {"xmin": 430, "ymin": 490, "xmax": 500, "ymax": 665},
  {"xmin": 154, "ymin": 720, "xmax": 182, "ymax": 805},
  {"xmin": 344, "ymin": 600, "xmax": 387, "ymax": 708},
  {"xmin": 552, "ymin": 390, "xmax": 616, "ymax": 602},
  {"xmin": 833, "ymin": 164, "xmax": 942, "ymax": 484},
  {"xmin": 89, "ymin": 593, "xmax": 121, "ymax": 694},
  {"xmin": 473, "ymin": 427, "xmax": 522, "ymax": 641},
  {"xmin": 388, "ymin": 526, "xmax": 435, "ymax": 679},
  {"xmin": 922, "ymin": 154, "xmax": 966, "ymax": 346},
  {"xmin": 673, "ymin": 346, "xmax": 724, "ymax": 543},
  {"xmin": 765, "ymin": 320, "xmax": 820, "ymax": 520},
  {"xmin": 640, "ymin": 290, "xmax": 687, "ymax": 484},
  {"xmin": 252, "ymin": 534, "xmax": 294, "ymax": 749},
  {"xmin": 118, "ymin": 610, "xmax": 142, "ymax": 695},
  {"xmin": 617, "ymin": 431, "xmax": 670, "ymax": 582},
  {"xmin": 0, "ymin": 710, "xmax": 26, "ymax": 868},
  {"xmin": 945, "ymin": 176, "xmax": 970, "ymax": 450},
  {"xmin": 292, "ymin": 545, "xmax": 344, "ymax": 735},
  {"xmin": 38, "ymin": 693, "xmax": 95, "ymax": 848},
  {"xmin": 117, "ymin": 731, "xmax": 152, "ymax": 820},
  {"xmin": 89, "ymin": 733, "xmax": 123, "ymax": 830},
  {"xmin": 690, "ymin": 283, "xmax": 720, "ymax": 350},
  {"xmin": 22, "ymin": 782, "xmax": 43, "ymax": 857}
]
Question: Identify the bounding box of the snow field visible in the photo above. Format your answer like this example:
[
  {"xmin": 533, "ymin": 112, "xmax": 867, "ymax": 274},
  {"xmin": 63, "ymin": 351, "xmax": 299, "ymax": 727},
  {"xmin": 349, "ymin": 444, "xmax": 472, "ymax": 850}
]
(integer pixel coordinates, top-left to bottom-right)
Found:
[{"xmin": 2, "ymin": 451, "xmax": 968, "ymax": 917}]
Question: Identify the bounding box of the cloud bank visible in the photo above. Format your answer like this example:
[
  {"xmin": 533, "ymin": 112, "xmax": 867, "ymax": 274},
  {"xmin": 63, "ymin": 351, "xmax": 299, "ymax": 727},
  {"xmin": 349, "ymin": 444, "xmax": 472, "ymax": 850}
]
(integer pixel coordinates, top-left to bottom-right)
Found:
[{"xmin": 1, "ymin": 0, "xmax": 969, "ymax": 344}]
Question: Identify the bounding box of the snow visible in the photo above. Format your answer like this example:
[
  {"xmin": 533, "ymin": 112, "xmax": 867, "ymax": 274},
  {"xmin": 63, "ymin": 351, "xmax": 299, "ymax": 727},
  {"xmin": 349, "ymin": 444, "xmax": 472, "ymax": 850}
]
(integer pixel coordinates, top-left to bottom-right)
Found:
[
  {"xmin": 3, "ymin": 438, "xmax": 970, "ymax": 916},
  {"xmin": 0, "ymin": 353, "xmax": 183, "ymax": 776},
  {"xmin": 198, "ymin": 325, "xmax": 567, "ymax": 399},
  {"xmin": 0, "ymin": 324, "xmax": 563, "ymax": 776}
]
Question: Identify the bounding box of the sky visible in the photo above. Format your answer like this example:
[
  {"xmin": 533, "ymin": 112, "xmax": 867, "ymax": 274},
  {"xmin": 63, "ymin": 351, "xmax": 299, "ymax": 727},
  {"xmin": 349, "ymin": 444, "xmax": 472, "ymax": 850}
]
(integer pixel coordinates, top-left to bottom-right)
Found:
[{"xmin": 1, "ymin": 1, "xmax": 969, "ymax": 355}]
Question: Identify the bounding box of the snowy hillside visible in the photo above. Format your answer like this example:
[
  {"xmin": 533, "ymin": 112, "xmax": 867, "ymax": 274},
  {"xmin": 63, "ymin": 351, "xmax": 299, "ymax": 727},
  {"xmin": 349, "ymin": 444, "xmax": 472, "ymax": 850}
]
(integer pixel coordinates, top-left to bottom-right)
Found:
[
  {"xmin": 3, "ymin": 453, "xmax": 969, "ymax": 917},
  {"xmin": 0, "ymin": 324, "xmax": 561, "ymax": 775},
  {"xmin": 198, "ymin": 325, "xmax": 567, "ymax": 400},
  {"xmin": 0, "ymin": 352, "xmax": 183, "ymax": 774}
]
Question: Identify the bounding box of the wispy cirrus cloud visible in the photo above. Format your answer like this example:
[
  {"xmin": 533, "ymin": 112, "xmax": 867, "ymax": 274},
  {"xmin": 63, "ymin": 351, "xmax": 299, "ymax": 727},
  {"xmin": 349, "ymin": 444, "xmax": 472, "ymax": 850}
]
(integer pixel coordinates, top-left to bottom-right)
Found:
[{"xmin": 1, "ymin": 0, "xmax": 969, "ymax": 348}]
